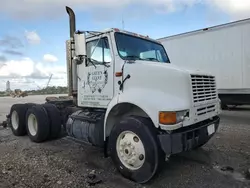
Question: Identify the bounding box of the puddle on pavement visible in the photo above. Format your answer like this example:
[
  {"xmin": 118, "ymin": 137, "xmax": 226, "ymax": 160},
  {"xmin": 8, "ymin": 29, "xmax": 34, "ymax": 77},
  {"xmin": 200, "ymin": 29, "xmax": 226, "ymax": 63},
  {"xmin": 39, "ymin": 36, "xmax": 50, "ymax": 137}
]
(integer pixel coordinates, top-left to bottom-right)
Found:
[{"xmin": 213, "ymin": 165, "xmax": 250, "ymax": 183}]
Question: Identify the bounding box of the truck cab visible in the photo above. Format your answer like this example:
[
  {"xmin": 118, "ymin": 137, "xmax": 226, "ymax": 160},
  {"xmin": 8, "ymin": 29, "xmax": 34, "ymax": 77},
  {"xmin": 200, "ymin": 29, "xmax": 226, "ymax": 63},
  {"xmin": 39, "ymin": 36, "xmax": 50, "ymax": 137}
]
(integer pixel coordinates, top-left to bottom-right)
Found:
[
  {"xmin": 66, "ymin": 23, "xmax": 221, "ymax": 181},
  {"xmin": 71, "ymin": 27, "xmax": 221, "ymax": 132}
]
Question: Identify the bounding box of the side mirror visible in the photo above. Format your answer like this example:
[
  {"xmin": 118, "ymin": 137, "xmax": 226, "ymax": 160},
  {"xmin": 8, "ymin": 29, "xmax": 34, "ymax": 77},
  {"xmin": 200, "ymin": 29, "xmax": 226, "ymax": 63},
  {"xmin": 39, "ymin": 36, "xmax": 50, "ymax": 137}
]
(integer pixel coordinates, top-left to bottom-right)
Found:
[{"xmin": 74, "ymin": 30, "xmax": 87, "ymax": 57}]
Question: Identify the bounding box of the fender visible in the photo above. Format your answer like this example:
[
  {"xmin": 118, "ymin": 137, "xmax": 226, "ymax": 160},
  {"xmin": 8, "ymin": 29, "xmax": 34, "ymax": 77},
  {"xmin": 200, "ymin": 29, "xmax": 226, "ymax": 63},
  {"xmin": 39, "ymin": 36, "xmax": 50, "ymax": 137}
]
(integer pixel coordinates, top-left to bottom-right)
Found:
[{"xmin": 104, "ymin": 87, "xmax": 191, "ymax": 140}]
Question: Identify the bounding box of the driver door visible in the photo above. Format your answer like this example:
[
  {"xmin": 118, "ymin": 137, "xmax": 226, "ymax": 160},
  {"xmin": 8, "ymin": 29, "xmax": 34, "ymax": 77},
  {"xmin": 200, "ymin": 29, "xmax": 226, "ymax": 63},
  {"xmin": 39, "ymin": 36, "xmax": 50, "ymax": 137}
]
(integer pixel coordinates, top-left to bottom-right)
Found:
[{"xmin": 77, "ymin": 36, "xmax": 114, "ymax": 108}]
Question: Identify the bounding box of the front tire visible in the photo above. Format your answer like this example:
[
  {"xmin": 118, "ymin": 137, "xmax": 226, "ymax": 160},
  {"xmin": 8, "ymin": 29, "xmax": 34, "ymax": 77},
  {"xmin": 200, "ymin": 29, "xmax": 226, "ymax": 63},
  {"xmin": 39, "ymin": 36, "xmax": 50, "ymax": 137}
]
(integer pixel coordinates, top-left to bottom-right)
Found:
[{"xmin": 109, "ymin": 116, "xmax": 164, "ymax": 183}]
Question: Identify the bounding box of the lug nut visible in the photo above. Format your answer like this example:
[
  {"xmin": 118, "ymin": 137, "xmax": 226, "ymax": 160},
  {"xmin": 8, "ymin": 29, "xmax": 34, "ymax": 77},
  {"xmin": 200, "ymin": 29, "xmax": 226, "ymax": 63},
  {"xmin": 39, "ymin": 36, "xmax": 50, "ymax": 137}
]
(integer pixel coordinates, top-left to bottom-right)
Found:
[
  {"xmin": 139, "ymin": 154, "xmax": 144, "ymax": 161},
  {"xmin": 133, "ymin": 136, "xmax": 139, "ymax": 142}
]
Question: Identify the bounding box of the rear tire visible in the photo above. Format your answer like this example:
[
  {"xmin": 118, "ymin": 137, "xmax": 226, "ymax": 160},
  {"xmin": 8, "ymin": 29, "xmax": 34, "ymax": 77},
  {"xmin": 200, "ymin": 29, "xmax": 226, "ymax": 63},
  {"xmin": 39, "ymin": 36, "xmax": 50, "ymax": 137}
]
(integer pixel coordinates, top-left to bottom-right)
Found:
[
  {"xmin": 26, "ymin": 105, "xmax": 50, "ymax": 143},
  {"xmin": 25, "ymin": 103, "xmax": 36, "ymax": 108},
  {"xmin": 42, "ymin": 103, "xmax": 62, "ymax": 139},
  {"xmin": 10, "ymin": 104, "xmax": 28, "ymax": 136},
  {"xmin": 108, "ymin": 116, "xmax": 164, "ymax": 183}
]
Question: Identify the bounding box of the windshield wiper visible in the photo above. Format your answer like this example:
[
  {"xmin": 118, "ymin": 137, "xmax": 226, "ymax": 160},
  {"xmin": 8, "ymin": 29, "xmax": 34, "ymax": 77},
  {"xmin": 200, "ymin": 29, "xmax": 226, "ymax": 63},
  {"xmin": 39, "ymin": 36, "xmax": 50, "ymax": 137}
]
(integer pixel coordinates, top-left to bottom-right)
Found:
[
  {"xmin": 123, "ymin": 55, "xmax": 142, "ymax": 60},
  {"xmin": 142, "ymin": 57, "xmax": 159, "ymax": 62}
]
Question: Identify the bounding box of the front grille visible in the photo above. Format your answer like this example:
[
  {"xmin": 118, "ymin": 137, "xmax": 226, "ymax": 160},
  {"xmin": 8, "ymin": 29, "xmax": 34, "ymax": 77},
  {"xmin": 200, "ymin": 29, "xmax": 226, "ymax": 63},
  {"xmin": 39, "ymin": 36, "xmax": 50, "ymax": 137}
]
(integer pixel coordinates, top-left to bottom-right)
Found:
[
  {"xmin": 197, "ymin": 105, "xmax": 216, "ymax": 116},
  {"xmin": 191, "ymin": 74, "xmax": 217, "ymax": 104}
]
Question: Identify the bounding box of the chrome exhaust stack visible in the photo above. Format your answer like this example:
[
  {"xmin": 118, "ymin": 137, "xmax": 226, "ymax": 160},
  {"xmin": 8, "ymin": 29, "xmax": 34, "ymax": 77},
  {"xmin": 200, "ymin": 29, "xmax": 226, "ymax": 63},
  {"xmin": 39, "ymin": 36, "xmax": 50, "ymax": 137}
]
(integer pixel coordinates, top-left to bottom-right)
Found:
[
  {"xmin": 66, "ymin": 6, "xmax": 76, "ymax": 39},
  {"xmin": 66, "ymin": 6, "xmax": 77, "ymax": 104}
]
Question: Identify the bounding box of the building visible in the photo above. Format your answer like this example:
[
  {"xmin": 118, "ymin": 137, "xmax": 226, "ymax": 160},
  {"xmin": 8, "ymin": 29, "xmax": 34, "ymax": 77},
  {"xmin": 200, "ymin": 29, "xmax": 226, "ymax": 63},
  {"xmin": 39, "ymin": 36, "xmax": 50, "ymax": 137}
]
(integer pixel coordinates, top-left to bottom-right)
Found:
[{"xmin": 6, "ymin": 81, "xmax": 10, "ymax": 92}]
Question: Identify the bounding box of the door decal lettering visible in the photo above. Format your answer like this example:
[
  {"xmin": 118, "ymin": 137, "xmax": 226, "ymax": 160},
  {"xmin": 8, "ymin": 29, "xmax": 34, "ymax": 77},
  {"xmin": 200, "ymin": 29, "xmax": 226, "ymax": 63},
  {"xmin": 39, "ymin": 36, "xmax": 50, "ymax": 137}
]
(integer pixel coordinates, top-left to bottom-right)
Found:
[{"xmin": 86, "ymin": 67, "xmax": 108, "ymax": 94}]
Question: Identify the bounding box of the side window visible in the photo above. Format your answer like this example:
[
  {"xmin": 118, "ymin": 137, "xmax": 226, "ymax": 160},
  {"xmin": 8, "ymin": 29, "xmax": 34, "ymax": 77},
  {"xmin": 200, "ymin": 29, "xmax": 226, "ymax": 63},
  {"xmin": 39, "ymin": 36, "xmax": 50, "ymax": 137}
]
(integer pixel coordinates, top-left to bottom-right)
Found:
[
  {"xmin": 86, "ymin": 37, "xmax": 111, "ymax": 65},
  {"xmin": 103, "ymin": 38, "xmax": 111, "ymax": 62}
]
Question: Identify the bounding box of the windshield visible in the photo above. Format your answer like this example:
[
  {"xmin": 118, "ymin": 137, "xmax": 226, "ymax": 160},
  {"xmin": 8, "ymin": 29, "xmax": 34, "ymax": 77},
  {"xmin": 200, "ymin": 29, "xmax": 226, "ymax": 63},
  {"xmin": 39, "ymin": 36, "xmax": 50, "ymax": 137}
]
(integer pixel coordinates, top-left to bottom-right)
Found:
[{"xmin": 114, "ymin": 32, "xmax": 170, "ymax": 63}]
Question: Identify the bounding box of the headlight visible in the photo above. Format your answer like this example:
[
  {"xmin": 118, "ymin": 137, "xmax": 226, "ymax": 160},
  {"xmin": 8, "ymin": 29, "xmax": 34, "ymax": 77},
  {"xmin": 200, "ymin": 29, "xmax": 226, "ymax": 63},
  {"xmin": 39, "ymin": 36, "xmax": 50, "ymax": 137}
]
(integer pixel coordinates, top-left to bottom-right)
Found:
[{"xmin": 159, "ymin": 110, "xmax": 189, "ymax": 125}]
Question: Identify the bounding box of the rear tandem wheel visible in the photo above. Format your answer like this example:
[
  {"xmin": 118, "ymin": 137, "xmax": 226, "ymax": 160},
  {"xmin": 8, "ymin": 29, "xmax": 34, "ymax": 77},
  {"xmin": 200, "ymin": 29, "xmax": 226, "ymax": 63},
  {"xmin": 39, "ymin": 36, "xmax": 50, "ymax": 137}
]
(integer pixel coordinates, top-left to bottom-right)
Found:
[{"xmin": 9, "ymin": 103, "xmax": 36, "ymax": 136}]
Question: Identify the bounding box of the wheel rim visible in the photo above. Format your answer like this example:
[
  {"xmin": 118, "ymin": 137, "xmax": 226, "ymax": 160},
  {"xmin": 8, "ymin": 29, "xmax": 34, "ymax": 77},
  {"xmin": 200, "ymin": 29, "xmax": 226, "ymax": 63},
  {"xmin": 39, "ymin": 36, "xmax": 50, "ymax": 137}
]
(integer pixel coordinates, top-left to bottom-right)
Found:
[
  {"xmin": 11, "ymin": 111, "xmax": 19, "ymax": 130},
  {"xmin": 116, "ymin": 131, "xmax": 146, "ymax": 170},
  {"xmin": 28, "ymin": 114, "xmax": 38, "ymax": 136}
]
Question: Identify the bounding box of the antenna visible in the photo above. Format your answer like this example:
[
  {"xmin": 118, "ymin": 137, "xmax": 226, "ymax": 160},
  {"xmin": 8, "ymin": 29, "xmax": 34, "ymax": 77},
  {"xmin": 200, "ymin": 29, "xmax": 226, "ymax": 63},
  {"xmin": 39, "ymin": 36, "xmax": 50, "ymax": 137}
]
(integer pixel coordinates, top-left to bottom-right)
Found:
[{"xmin": 122, "ymin": 15, "xmax": 125, "ymax": 29}]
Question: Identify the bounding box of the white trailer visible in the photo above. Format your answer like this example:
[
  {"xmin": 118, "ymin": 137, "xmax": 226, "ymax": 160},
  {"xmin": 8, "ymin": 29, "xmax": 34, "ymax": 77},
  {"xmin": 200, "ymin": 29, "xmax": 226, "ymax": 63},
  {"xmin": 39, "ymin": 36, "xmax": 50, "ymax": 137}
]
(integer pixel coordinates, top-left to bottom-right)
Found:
[{"xmin": 158, "ymin": 18, "xmax": 250, "ymax": 108}]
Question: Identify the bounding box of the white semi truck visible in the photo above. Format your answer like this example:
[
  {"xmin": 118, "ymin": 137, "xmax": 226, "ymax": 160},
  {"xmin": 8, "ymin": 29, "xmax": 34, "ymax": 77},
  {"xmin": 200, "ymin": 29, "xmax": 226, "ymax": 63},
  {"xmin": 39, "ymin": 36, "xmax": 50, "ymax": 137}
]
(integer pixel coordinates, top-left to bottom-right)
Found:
[
  {"xmin": 7, "ymin": 6, "xmax": 221, "ymax": 183},
  {"xmin": 158, "ymin": 18, "xmax": 250, "ymax": 109}
]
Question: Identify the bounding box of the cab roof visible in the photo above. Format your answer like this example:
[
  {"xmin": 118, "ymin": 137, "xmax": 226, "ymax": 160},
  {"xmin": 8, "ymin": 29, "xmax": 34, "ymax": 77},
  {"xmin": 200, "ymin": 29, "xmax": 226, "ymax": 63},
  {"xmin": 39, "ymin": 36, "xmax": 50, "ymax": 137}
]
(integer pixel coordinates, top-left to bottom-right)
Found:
[{"xmin": 86, "ymin": 28, "xmax": 161, "ymax": 44}]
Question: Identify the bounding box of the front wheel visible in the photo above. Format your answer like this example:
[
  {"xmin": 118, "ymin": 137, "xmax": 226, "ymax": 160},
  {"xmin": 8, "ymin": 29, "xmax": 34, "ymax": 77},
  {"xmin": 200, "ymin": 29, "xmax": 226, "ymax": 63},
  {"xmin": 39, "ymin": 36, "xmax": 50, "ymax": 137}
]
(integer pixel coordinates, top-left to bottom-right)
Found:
[{"xmin": 109, "ymin": 116, "xmax": 164, "ymax": 183}]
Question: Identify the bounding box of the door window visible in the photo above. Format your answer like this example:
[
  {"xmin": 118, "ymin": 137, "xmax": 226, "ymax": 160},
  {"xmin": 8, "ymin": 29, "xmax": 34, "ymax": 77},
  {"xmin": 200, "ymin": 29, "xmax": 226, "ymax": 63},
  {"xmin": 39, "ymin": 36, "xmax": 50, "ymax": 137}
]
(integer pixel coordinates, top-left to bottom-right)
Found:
[{"xmin": 86, "ymin": 37, "xmax": 111, "ymax": 65}]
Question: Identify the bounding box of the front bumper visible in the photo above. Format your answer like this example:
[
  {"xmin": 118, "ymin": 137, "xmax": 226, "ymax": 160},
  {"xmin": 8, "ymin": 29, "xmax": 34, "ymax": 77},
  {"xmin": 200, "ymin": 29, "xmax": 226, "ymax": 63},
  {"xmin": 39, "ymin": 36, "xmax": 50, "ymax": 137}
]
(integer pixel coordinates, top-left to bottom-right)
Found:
[{"xmin": 158, "ymin": 116, "xmax": 220, "ymax": 155}]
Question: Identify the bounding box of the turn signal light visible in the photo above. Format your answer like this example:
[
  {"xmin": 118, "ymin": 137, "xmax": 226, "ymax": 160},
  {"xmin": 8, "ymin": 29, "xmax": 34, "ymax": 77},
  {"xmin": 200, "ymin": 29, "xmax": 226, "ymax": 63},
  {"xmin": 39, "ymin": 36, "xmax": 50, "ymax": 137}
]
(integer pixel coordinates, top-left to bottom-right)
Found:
[
  {"xmin": 159, "ymin": 112, "xmax": 177, "ymax": 125},
  {"xmin": 115, "ymin": 72, "xmax": 122, "ymax": 77}
]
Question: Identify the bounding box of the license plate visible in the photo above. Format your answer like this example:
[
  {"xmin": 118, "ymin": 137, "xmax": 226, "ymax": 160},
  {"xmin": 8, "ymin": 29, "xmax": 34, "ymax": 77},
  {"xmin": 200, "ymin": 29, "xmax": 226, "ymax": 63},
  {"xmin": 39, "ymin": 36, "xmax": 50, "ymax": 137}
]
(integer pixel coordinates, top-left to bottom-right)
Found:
[{"xmin": 207, "ymin": 124, "xmax": 215, "ymax": 135}]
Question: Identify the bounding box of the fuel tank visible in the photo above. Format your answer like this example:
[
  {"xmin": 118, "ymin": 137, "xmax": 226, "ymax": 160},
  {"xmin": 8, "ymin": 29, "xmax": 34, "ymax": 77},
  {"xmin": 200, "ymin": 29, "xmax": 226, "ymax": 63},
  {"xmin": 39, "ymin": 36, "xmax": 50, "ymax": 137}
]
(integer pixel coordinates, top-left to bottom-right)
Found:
[{"xmin": 66, "ymin": 110, "xmax": 105, "ymax": 147}]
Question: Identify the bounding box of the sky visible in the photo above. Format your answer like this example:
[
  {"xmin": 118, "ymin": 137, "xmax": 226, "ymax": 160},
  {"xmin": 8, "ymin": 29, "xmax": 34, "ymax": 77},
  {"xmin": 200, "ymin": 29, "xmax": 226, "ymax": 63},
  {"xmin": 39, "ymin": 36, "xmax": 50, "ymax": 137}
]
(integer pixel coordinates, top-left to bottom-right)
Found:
[{"xmin": 0, "ymin": 0, "xmax": 250, "ymax": 91}]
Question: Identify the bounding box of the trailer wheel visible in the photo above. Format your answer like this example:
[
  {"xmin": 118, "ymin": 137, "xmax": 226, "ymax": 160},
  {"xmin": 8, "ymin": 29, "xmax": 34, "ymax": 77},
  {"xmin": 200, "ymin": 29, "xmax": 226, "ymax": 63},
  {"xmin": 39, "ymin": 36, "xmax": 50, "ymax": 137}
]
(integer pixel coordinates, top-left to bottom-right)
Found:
[
  {"xmin": 10, "ymin": 104, "xmax": 28, "ymax": 136},
  {"xmin": 108, "ymin": 116, "xmax": 164, "ymax": 183},
  {"xmin": 26, "ymin": 105, "xmax": 50, "ymax": 143},
  {"xmin": 42, "ymin": 103, "xmax": 62, "ymax": 139}
]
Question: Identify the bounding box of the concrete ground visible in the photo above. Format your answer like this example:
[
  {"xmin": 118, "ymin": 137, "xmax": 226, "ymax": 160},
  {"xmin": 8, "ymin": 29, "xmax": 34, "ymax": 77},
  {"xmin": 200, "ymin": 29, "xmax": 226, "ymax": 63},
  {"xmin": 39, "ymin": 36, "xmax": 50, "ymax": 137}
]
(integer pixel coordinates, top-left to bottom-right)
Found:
[{"xmin": 0, "ymin": 95, "xmax": 249, "ymax": 188}]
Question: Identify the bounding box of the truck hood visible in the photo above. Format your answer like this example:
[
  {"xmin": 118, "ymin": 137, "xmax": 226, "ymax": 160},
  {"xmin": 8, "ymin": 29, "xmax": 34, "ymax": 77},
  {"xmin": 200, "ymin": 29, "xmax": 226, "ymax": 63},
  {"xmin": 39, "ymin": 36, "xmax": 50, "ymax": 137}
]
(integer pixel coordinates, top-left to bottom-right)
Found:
[
  {"xmin": 121, "ymin": 60, "xmax": 194, "ymax": 110},
  {"xmin": 144, "ymin": 61, "xmax": 213, "ymax": 77}
]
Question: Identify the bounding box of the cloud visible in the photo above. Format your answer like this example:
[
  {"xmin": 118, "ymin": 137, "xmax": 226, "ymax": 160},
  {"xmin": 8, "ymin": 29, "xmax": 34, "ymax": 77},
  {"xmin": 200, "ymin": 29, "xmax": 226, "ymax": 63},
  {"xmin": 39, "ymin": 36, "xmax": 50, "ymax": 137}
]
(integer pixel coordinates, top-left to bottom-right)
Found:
[
  {"xmin": 0, "ymin": 0, "xmax": 201, "ymax": 20},
  {"xmin": 1, "ymin": 0, "xmax": 249, "ymax": 22},
  {"xmin": 0, "ymin": 35, "xmax": 25, "ymax": 57},
  {"xmin": 0, "ymin": 58, "xmax": 38, "ymax": 77},
  {"xmin": 0, "ymin": 56, "xmax": 7, "ymax": 63},
  {"xmin": 207, "ymin": 0, "xmax": 250, "ymax": 19},
  {"xmin": 3, "ymin": 50, "xmax": 23, "ymax": 56},
  {"xmin": 43, "ymin": 54, "xmax": 58, "ymax": 62},
  {"xmin": 0, "ymin": 35, "xmax": 24, "ymax": 49},
  {"xmin": 25, "ymin": 31, "xmax": 41, "ymax": 44},
  {"xmin": 0, "ymin": 57, "xmax": 67, "ymax": 91}
]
